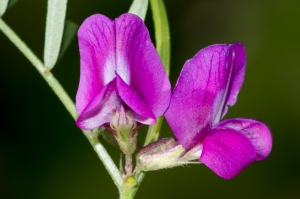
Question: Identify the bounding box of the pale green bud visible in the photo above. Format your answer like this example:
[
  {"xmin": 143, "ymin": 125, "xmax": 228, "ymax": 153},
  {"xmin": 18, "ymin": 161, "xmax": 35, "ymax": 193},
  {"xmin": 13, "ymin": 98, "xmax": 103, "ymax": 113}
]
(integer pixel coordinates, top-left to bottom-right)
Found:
[{"xmin": 136, "ymin": 138, "xmax": 202, "ymax": 172}]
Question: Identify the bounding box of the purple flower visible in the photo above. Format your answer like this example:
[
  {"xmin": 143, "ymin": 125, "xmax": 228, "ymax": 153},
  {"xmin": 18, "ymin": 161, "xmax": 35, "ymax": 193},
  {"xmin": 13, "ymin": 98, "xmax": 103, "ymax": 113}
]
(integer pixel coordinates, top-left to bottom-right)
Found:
[
  {"xmin": 75, "ymin": 13, "xmax": 170, "ymax": 153},
  {"xmin": 165, "ymin": 43, "xmax": 272, "ymax": 179}
]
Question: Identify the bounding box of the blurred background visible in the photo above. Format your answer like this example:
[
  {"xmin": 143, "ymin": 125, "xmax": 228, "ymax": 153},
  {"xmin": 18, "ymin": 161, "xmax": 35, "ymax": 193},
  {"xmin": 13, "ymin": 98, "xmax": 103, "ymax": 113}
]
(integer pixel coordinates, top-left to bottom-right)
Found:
[{"xmin": 1, "ymin": 0, "xmax": 299, "ymax": 198}]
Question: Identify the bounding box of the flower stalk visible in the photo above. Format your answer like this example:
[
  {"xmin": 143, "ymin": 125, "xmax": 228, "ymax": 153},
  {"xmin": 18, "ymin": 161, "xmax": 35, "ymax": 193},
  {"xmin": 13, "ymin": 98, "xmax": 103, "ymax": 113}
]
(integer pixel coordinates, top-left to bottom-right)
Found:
[{"xmin": 125, "ymin": 154, "xmax": 133, "ymax": 175}]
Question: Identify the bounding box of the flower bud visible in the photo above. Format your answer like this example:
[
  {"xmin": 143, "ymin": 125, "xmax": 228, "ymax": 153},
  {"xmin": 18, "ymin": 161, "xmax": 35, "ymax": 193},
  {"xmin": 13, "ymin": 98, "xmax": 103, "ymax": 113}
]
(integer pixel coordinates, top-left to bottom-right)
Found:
[
  {"xmin": 136, "ymin": 138, "xmax": 203, "ymax": 172},
  {"xmin": 136, "ymin": 138, "xmax": 185, "ymax": 172}
]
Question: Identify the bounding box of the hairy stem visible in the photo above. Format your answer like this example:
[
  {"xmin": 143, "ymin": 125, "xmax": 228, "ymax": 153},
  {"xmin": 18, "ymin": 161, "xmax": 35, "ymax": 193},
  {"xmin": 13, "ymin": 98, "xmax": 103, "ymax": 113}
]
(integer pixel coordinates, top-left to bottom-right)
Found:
[{"xmin": 125, "ymin": 154, "xmax": 133, "ymax": 175}]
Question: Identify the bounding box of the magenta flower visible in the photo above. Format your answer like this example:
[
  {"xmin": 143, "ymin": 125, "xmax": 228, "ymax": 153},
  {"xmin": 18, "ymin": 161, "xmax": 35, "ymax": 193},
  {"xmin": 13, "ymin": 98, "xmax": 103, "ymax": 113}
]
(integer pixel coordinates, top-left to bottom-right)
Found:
[
  {"xmin": 75, "ymin": 13, "xmax": 170, "ymax": 153},
  {"xmin": 165, "ymin": 43, "xmax": 272, "ymax": 179}
]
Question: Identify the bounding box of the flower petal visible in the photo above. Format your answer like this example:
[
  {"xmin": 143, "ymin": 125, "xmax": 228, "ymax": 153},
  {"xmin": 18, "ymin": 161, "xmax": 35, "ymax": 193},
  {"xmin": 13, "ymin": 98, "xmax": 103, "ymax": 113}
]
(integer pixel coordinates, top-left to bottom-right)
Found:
[
  {"xmin": 76, "ymin": 13, "xmax": 170, "ymax": 129},
  {"xmin": 221, "ymin": 43, "xmax": 246, "ymax": 117},
  {"xmin": 217, "ymin": 118, "xmax": 272, "ymax": 161},
  {"xmin": 199, "ymin": 127, "xmax": 256, "ymax": 179},
  {"xmin": 116, "ymin": 74, "xmax": 156, "ymax": 124},
  {"xmin": 165, "ymin": 43, "xmax": 245, "ymax": 150},
  {"xmin": 76, "ymin": 14, "xmax": 116, "ymax": 114},
  {"xmin": 76, "ymin": 79, "xmax": 118, "ymax": 130},
  {"xmin": 115, "ymin": 13, "xmax": 171, "ymax": 118}
]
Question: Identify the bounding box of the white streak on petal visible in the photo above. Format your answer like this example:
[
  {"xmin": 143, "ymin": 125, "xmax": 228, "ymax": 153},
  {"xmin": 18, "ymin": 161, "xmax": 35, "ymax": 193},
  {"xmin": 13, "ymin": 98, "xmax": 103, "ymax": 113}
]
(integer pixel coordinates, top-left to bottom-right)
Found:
[
  {"xmin": 117, "ymin": 56, "xmax": 130, "ymax": 84},
  {"xmin": 212, "ymin": 91, "xmax": 225, "ymax": 125},
  {"xmin": 103, "ymin": 56, "xmax": 116, "ymax": 84}
]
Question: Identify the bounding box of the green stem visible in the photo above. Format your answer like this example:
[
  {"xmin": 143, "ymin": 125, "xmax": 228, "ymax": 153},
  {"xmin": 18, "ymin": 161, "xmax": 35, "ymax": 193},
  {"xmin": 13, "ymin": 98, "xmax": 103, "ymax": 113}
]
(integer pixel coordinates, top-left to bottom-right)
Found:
[
  {"xmin": 120, "ymin": 175, "xmax": 138, "ymax": 199},
  {"xmin": 91, "ymin": 135, "xmax": 123, "ymax": 188},
  {"xmin": 120, "ymin": 186, "xmax": 137, "ymax": 199},
  {"xmin": 0, "ymin": 18, "xmax": 122, "ymax": 189},
  {"xmin": 120, "ymin": 171, "xmax": 144, "ymax": 199}
]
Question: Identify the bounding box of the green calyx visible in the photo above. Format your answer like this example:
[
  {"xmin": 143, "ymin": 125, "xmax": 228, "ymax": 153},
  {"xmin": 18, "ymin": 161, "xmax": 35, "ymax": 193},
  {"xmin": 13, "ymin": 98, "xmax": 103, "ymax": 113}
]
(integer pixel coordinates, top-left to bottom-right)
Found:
[{"xmin": 110, "ymin": 107, "xmax": 137, "ymax": 155}]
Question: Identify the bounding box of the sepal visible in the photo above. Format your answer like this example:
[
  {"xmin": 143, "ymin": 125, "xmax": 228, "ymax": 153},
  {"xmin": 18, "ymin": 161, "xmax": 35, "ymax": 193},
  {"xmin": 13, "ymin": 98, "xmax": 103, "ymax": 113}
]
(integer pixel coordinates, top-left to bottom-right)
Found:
[{"xmin": 110, "ymin": 106, "xmax": 137, "ymax": 155}]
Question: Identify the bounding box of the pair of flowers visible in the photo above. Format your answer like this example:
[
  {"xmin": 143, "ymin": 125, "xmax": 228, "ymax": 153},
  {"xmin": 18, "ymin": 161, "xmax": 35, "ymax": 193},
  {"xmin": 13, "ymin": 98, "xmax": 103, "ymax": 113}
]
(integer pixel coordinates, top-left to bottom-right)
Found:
[{"xmin": 76, "ymin": 13, "xmax": 272, "ymax": 179}]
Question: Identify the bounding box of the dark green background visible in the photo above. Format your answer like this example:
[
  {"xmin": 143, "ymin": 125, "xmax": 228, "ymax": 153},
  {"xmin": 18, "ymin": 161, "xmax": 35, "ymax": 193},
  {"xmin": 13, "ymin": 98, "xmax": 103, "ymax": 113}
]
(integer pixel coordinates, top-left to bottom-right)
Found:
[{"xmin": 1, "ymin": 0, "xmax": 299, "ymax": 198}]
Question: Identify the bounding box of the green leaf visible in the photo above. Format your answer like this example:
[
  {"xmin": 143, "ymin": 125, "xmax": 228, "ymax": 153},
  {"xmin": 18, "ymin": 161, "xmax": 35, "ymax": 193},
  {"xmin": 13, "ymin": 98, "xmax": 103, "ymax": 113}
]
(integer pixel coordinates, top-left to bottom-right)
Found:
[
  {"xmin": 144, "ymin": 116, "xmax": 164, "ymax": 146},
  {"xmin": 150, "ymin": 0, "xmax": 170, "ymax": 76},
  {"xmin": 58, "ymin": 20, "xmax": 78, "ymax": 59},
  {"xmin": 0, "ymin": 0, "xmax": 9, "ymax": 16},
  {"xmin": 144, "ymin": 0, "xmax": 171, "ymax": 146},
  {"xmin": 8, "ymin": 0, "xmax": 19, "ymax": 8},
  {"xmin": 128, "ymin": 0, "xmax": 148, "ymax": 21},
  {"xmin": 43, "ymin": 0, "xmax": 67, "ymax": 69}
]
